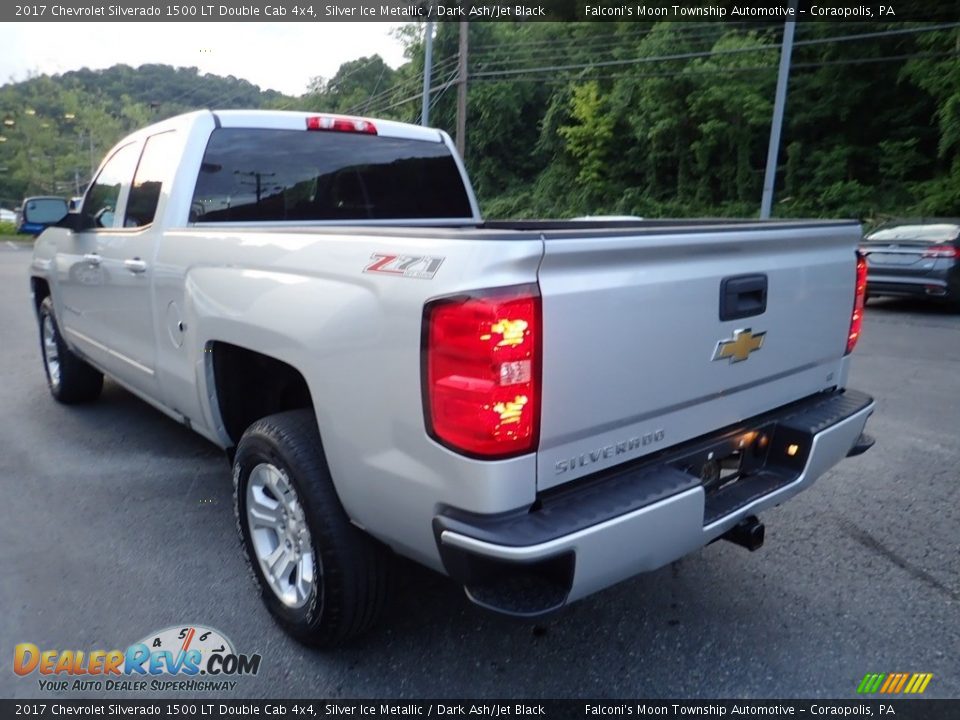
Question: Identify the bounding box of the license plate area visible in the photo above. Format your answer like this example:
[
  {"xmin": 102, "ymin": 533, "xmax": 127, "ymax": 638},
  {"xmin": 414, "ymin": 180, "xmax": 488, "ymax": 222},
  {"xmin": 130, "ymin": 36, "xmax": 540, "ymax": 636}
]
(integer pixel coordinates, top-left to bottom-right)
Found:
[
  {"xmin": 869, "ymin": 253, "xmax": 921, "ymax": 266},
  {"xmin": 669, "ymin": 420, "xmax": 812, "ymax": 525}
]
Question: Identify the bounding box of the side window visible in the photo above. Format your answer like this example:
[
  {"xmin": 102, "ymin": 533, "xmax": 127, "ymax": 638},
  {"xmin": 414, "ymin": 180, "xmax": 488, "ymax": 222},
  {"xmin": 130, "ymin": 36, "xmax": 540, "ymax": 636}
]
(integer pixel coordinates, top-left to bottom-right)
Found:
[
  {"xmin": 125, "ymin": 131, "xmax": 178, "ymax": 228},
  {"xmin": 83, "ymin": 143, "xmax": 140, "ymax": 229}
]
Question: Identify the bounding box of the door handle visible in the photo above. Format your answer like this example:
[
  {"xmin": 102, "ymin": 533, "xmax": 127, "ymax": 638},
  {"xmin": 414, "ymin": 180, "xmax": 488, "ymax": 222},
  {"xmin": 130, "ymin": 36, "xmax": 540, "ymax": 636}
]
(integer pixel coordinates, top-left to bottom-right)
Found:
[
  {"xmin": 124, "ymin": 258, "xmax": 148, "ymax": 274},
  {"xmin": 83, "ymin": 253, "xmax": 101, "ymax": 266},
  {"xmin": 719, "ymin": 274, "xmax": 768, "ymax": 321}
]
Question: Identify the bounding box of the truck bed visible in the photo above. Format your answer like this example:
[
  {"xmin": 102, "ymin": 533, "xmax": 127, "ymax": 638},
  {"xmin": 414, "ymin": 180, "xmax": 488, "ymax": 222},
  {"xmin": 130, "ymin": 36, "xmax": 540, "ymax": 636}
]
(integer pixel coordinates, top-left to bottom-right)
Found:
[
  {"xmin": 188, "ymin": 217, "xmax": 858, "ymax": 239},
  {"xmin": 178, "ymin": 217, "xmax": 862, "ymax": 491}
]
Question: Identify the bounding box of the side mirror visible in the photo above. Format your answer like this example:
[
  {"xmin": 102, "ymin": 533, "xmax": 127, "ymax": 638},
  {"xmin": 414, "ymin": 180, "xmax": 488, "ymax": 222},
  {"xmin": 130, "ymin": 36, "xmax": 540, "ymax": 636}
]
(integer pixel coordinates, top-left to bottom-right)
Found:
[
  {"xmin": 19, "ymin": 197, "xmax": 70, "ymax": 236},
  {"xmin": 55, "ymin": 211, "xmax": 84, "ymax": 232}
]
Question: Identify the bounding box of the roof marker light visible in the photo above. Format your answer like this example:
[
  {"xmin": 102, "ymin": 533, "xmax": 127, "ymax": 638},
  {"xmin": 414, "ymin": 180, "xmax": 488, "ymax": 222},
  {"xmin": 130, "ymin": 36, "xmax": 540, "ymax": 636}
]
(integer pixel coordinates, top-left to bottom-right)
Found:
[{"xmin": 306, "ymin": 115, "xmax": 377, "ymax": 135}]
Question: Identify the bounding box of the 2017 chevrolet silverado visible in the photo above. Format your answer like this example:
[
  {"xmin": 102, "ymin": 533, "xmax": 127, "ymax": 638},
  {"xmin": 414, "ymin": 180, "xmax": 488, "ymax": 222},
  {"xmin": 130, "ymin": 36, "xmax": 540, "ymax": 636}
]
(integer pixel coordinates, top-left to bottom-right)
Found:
[{"xmin": 29, "ymin": 110, "xmax": 875, "ymax": 646}]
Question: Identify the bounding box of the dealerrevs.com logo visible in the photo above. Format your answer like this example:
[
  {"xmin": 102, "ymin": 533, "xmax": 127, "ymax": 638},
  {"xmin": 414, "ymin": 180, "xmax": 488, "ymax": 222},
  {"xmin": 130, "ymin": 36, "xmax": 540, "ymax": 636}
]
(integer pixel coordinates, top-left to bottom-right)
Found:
[{"xmin": 13, "ymin": 625, "xmax": 261, "ymax": 692}]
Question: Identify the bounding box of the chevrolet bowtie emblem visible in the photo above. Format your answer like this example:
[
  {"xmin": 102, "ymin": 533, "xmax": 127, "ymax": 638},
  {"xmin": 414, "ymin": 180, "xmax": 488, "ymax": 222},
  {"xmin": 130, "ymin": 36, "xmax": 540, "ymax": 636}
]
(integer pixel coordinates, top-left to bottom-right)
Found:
[{"xmin": 713, "ymin": 328, "xmax": 766, "ymax": 363}]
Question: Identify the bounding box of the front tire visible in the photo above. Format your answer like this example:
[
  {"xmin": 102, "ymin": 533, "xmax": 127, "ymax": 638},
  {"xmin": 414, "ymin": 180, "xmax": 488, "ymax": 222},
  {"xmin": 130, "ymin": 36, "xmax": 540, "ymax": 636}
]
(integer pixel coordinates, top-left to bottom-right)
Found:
[
  {"xmin": 38, "ymin": 297, "xmax": 104, "ymax": 404},
  {"xmin": 234, "ymin": 410, "xmax": 392, "ymax": 647}
]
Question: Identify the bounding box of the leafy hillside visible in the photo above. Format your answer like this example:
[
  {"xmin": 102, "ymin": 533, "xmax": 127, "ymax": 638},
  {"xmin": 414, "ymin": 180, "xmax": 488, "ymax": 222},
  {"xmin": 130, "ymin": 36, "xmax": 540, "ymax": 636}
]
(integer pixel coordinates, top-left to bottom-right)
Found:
[
  {"xmin": 2, "ymin": 22, "xmax": 959, "ymax": 222},
  {"xmin": 310, "ymin": 22, "xmax": 960, "ymax": 222},
  {"xmin": 0, "ymin": 64, "xmax": 294, "ymax": 208}
]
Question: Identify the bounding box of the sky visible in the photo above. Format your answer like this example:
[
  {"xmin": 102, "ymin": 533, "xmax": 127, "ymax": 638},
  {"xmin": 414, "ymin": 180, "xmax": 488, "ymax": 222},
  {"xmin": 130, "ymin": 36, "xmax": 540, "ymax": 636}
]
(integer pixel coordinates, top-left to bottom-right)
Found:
[{"xmin": 0, "ymin": 23, "xmax": 410, "ymax": 96}]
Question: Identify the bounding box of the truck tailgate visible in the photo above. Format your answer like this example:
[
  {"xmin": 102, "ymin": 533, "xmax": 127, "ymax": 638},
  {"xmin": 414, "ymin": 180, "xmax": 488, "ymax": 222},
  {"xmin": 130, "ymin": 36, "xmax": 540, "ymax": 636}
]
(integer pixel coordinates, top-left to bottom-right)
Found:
[{"xmin": 536, "ymin": 221, "xmax": 861, "ymax": 490}]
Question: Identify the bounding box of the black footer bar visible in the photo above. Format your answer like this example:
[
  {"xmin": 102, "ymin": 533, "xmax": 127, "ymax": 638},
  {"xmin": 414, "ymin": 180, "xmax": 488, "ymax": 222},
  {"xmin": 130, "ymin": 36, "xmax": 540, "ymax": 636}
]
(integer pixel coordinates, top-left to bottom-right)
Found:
[{"xmin": 3, "ymin": 699, "xmax": 956, "ymax": 720}]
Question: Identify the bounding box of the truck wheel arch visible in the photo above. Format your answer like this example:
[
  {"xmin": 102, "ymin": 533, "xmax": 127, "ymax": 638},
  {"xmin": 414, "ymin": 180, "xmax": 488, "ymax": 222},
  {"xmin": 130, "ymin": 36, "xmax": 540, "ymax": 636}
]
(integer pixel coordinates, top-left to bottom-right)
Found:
[
  {"xmin": 208, "ymin": 341, "xmax": 315, "ymax": 449},
  {"xmin": 30, "ymin": 277, "xmax": 51, "ymax": 317}
]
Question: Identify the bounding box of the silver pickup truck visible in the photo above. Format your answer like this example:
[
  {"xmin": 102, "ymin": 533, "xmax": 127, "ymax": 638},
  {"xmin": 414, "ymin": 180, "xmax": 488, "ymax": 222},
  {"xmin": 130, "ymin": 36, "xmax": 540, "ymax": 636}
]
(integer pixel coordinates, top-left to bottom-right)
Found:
[{"xmin": 29, "ymin": 110, "xmax": 875, "ymax": 646}]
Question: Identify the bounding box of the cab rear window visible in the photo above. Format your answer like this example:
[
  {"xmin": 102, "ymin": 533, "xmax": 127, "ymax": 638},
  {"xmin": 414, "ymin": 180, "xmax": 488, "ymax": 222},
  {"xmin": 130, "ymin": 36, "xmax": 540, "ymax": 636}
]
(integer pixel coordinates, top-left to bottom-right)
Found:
[{"xmin": 190, "ymin": 128, "xmax": 473, "ymax": 222}]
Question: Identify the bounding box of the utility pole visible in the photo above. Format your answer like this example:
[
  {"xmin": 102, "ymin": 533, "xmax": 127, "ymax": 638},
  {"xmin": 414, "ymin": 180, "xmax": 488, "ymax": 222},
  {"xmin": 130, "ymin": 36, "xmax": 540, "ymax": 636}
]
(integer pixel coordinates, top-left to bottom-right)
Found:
[
  {"xmin": 760, "ymin": 6, "xmax": 797, "ymax": 219},
  {"xmin": 87, "ymin": 131, "xmax": 95, "ymax": 180},
  {"xmin": 455, "ymin": 21, "xmax": 468, "ymax": 158},
  {"xmin": 235, "ymin": 170, "xmax": 275, "ymax": 203},
  {"xmin": 421, "ymin": 21, "xmax": 434, "ymax": 127}
]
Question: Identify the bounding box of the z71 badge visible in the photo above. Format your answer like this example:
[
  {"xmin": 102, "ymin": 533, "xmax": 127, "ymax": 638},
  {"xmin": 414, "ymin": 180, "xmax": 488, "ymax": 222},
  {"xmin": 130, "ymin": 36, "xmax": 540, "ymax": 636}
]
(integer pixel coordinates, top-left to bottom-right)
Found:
[{"xmin": 364, "ymin": 253, "xmax": 445, "ymax": 279}]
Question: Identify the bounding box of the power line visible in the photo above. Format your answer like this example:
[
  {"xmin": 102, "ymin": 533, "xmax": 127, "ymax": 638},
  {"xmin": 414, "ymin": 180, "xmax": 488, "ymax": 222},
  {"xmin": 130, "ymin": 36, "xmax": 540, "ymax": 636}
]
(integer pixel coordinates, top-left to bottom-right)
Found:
[
  {"xmin": 431, "ymin": 67, "xmax": 461, "ymax": 110},
  {"xmin": 468, "ymin": 19, "xmax": 894, "ymax": 67},
  {"xmin": 342, "ymin": 55, "xmax": 459, "ymax": 115},
  {"xmin": 270, "ymin": 96, "xmax": 303, "ymax": 110},
  {"xmin": 194, "ymin": 73, "xmax": 286, "ymax": 110},
  {"xmin": 471, "ymin": 25, "xmax": 781, "ymax": 68},
  {"xmin": 413, "ymin": 66, "xmax": 460, "ymax": 125},
  {"xmin": 471, "ymin": 22, "xmax": 960, "ymax": 80},
  {"xmin": 367, "ymin": 69, "xmax": 462, "ymax": 118},
  {"xmin": 321, "ymin": 55, "xmax": 385, "ymax": 92},
  {"xmin": 361, "ymin": 63, "xmax": 390, "ymax": 114},
  {"xmin": 473, "ymin": 23, "xmax": 958, "ymax": 78},
  {"xmin": 467, "ymin": 49, "xmax": 960, "ymax": 85},
  {"xmin": 795, "ymin": 48, "xmax": 960, "ymax": 69},
  {"xmin": 202, "ymin": 84, "xmax": 260, "ymax": 110},
  {"xmin": 344, "ymin": 74, "xmax": 426, "ymax": 115},
  {"xmin": 467, "ymin": 21, "xmax": 770, "ymax": 52}
]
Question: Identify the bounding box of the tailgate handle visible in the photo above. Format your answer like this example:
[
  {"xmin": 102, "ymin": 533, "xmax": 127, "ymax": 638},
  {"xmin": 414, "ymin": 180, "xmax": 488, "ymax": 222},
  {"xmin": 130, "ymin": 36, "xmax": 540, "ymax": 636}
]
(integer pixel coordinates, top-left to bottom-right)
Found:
[{"xmin": 720, "ymin": 274, "xmax": 767, "ymax": 321}]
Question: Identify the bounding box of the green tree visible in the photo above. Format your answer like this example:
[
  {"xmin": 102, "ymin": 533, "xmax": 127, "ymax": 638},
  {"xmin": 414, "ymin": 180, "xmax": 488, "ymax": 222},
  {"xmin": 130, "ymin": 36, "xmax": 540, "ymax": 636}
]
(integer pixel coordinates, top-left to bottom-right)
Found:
[{"xmin": 558, "ymin": 82, "xmax": 616, "ymax": 201}]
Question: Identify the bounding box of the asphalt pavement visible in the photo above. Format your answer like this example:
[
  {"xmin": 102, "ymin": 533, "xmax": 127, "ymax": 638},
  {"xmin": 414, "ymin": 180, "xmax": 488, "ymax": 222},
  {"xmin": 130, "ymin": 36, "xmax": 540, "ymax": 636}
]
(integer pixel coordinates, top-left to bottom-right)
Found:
[{"xmin": 1, "ymin": 243, "xmax": 957, "ymax": 699}]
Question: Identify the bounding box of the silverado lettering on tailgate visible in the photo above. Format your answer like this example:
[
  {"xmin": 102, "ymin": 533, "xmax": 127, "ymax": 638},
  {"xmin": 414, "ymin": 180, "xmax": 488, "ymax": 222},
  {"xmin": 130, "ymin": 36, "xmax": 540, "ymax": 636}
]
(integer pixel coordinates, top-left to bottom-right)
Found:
[{"xmin": 555, "ymin": 430, "xmax": 665, "ymax": 475}]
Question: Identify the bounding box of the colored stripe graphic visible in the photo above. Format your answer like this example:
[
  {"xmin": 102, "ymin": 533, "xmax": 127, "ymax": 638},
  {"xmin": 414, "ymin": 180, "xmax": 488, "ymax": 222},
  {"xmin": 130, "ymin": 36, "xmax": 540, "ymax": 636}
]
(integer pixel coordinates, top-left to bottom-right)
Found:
[
  {"xmin": 857, "ymin": 673, "xmax": 933, "ymax": 694},
  {"xmin": 891, "ymin": 673, "xmax": 910, "ymax": 693},
  {"xmin": 894, "ymin": 674, "xmax": 910, "ymax": 693},
  {"xmin": 857, "ymin": 674, "xmax": 885, "ymax": 694},
  {"xmin": 905, "ymin": 673, "xmax": 934, "ymax": 694}
]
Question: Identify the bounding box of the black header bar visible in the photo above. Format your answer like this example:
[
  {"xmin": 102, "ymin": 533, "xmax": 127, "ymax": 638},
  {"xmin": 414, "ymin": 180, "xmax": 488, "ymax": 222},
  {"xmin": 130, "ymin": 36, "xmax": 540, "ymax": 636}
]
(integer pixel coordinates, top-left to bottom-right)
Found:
[{"xmin": 5, "ymin": 0, "xmax": 960, "ymax": 22}]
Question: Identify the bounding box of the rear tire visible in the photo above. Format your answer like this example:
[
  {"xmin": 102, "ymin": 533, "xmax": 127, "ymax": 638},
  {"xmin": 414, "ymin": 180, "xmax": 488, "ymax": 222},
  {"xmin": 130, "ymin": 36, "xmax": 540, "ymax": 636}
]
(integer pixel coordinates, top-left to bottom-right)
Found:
[
  {"xmin": 233, "ymin": 409, "xmax": 392, "ymax": 647},
  {"xmin": 38, "ymin": 297, "xmax": 104, "ymax": 404}
]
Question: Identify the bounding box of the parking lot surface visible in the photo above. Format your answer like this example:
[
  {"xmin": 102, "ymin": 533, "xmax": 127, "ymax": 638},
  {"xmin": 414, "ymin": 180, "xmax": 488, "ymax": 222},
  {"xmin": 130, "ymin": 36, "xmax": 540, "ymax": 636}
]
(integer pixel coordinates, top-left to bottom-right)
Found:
[{"xmin": 1, "ymin": 244, "xmax": 957, "ymax": 699}]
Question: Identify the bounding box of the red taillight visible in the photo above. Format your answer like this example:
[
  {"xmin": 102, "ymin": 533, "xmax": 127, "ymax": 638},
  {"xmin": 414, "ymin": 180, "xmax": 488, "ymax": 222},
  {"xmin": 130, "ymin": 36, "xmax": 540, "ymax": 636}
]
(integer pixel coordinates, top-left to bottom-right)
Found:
[
  {"xmin": 922, "ymin": 244, "xmax": 960, "ymax": 259},
  {"xmin": 423, "ymin": 285, "xmax": 541, "ymax": 458},
  {"xmin": 306, "ymin": 115, "xmax": 377, "ymax": 134},
  {"xmin": 846, "ymin": 252, "xmax": 868, "ymax": 355}
]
